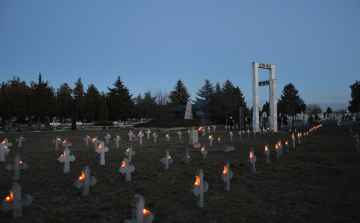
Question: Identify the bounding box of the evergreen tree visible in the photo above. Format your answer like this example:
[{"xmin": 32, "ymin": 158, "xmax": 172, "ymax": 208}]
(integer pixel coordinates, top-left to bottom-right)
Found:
[
  {"xmin": 30, "ymin": 73, "xmax": 57, "ymax": 124},
  {"xmin": 261, "ymin": 101, "xmax": 270, "ymax": 116},
  {"xmin": 326, "ymin": 107, "xmax": 332, "ymax": 114},
  {"xmin": 80, "ymin": 84, "xmax": 101, "ymax": 122},
  {"xmin": 71, "ymin": 114, "xmax": 77, "ymax": 130},
  {"xmin": 73, "ymin": 77, "xmax": 85, "ymax": 121},
  {"xmin": 0, "ymin": 76, "xmax": 31, "ymax": 123},
  {"xmin": 98, "ymin": 95, "xmax": 108, "ymax": 121},
  {"xmin": 106, "ymin": 76, "xmax": 134, "ymax": 121},
  {"xmin": 168, "ymin": 79, "xmax": 191, "ymax": 118},
  {"xmin": 56, "ymin": 83, "xmax": 73, "ymax": 122},
  {"xmin": 348, "ymin": 80, "xmax": 360, "ymax": 113},
  {"xmin": 211, "ymin": 82, "xmax": 223, "ymax": 123},
  {"xmin": 195, "ymin": 79, "xmax": 214, "ymax": 120},
  {"xmin": 277, "ymin": 83, "xmax": 306, "ymax": 116}
]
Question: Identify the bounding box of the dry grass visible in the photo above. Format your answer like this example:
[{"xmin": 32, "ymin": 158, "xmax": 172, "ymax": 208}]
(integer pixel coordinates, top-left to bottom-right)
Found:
[{"xmin": 1, "ymin": 125, "xmax": 360, "ymax": 223}]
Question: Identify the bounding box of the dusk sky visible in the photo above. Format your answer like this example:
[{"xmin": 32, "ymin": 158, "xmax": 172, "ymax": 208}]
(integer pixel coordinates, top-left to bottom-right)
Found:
[{"xmin": 1, "ymin": 1, "xmax": 359, "ymax": 111}]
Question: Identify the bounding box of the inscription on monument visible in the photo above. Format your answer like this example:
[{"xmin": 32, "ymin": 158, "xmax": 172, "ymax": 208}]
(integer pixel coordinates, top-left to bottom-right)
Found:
[
  {"xmin": 258, "ymin": 80, "xmax": 270, "ymax": 86},
  {"xmin": 258, "ymin": 63, "xmax": 272, "ymax": 69}
]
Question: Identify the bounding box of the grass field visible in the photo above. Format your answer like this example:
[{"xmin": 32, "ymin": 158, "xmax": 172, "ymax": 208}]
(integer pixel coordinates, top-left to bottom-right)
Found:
[{"xmin": 1, "ymin": 125, "xmax": 360, "ymax": 223}]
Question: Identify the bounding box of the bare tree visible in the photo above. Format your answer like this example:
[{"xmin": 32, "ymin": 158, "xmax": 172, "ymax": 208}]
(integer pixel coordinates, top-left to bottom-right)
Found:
[{"xmin": 306, "ymin": 103, "xmax": 322, "ymax": 114}]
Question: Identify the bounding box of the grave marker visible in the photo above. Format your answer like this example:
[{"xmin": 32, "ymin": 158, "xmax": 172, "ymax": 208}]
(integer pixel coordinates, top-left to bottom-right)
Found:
[
  {"xmin": 230, "ymin": 131, "xmax": 233, "ymax": 141},
  {"xmin": 264, "ymin": 144, "xmax": 270, "ymax": 164},
  {"xmin": 53, "ymin": 136, "xmax": 61, "ymax": 150},
  {"xmin": 248, "ymin": 148, "xmax": 256, "ymax": 173},
  {"xmin": 239, "ymin": 131, "xmax": 242, "ymax": 140},
  {"xmin": 6, "ymin": 154, "xmax": 28, "ymax": 181},
  {"xmin": 212, "ymin": 125, "xmax": 216, "ymax": 133},
  {"xmin": 92, "ymin": 137, "xmax": 99, "ymax": 151},
  {"xmin": 61, "ymin": 138, "xmax": 72, "ymax": 149},
  {"xmin": 208, "ymin": 135, "xmax": 214, "ymax": 147},
  {"xmin": 124, "ymin": 146, "xmax": 135, "ymax": 162},
  {"xmin": 74, "ymin": 166, "xmax": 97, "ymax": 196},
  {"xmin": 114, "ymin": 135, "xmax": 121, "ymax": 148},
  {"xmin": 177, "ymin": 131, "xmax": 182, "ymax": 140},
  {"xmin": 124, "ymin": 194, "xmax": 154, "ymax": 223},
  {"xmin": 275, "ymin": 144, "xmax": 279, "ymax": 158},
  {"xmin": 285, "ymin": 140, "xmax": 289, "ymax": 152},
  {"xmin": 84, "ymin": 135, "xmax": 90, "ymax": 146},
  {"xmin": 104, "ymin": 133, "xmax": 111, "ymax": 144},
  {"xmin": 57, "ymin": 148, "xmax": 76, "ymax": 173},
  {"xmin": 95, "ymin": 141, "xmax": 109, "ymax": 165},
  {"xmin": 220, "ymin": 160, "xmax": 233, "ymax": 191},
  {"xmin": 128, "ymin": 130, "xmax": 134, "ymax": 141},
  {"xmin": 217, "ymin": 137, "xmax": 222, "ymax": 144},
  {"xmin": 119, "ymin": 157, "xmax": 135, "ymax": 182},
  {"xmin": 207, "ymin": 126, "xmax": 211, "ymax": 134},
  {"xmin": 182, "ymin": 150, "xmax": 191, "ymax": 164},
  {"xmin": 200, "ymin": 145, "xmax": 208, "ymax": 159},
  {"xmin": 0, "ymin": 182, "xmax": 34, "ymax": 219},
  {"xmin": 0, "ymin": 138, "xmax": 12, "ymax": 162},
  {"xmin": 292, "ymin": 133, "xmax": 295, "ymax": 148},
  {"xmin": 146, "ymin": 129, "xmax": 151, "ymax": 139},
  {"xmin": 247, "ymin": 130, "xmax": 250, "ymax": 138},
  {"xmin": 190, "ymin": 169, "xmax": 209, "ymax": 208},
  {"xmin": 253, "ymin": 130, "xmax": 256, "ymax": 137},
  {"xmin": 165, "ymin": 134, "xmax": 170, "ymax": 142},
  {"xmin": 152, "ymin": 133, "xmax": 158, "ymax": 143},
  {"xmin": 138, "ymin": 131, "xmax": 144, "ymax": 145},
  {"xmin": 16, "ymin": 136, "xmax": 25, "ymax": 148},
  {"xmin": 160, "ymin": 150, "xmax": 173, "ymax": 169}
]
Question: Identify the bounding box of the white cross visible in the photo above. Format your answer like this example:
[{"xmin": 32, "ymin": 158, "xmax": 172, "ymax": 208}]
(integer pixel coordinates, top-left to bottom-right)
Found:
[
  {"xmin": 53, "ymin": 136, "xmax": 61, "ymax": 150},
  {"xmin": 95, "ymin": 141, "xmax": 109, "ymax": 165},
  {"xmin": 73, "ymin": 166, "xmax": 97, "ymax": 196},
  {"xmin": 138, "ymin": 131, "xmax": 144, "ymax": 145},
  {"xmin": 264, "ymin": 144, "xmax": 270, "ymax": 164},
  {"xmin": 200, "ymin": 145, "xmax": 208, "ymax": 159},
  {"xmin": 104, "ymin": 133, "xmax": 111, "ymax": 144},
  {"xmin": 58, "ymin": 148, "xmax": 76, "ymax": 173},
  {"xmin": 15, "ymin": 136, "xmax": 25, "ymax": 148},
  {"xmin": 0, "ymin": 138, "xmax": 12, "ymax": 162},
  {"xmin": 128, "ymin": 130, "xmax": 134, "ymax": 141},
  {"xmin": 165, "ymin": 134, "xmax": 170, "ymax": 142},
  {"xmin": 208, "ymin": 135, "xmax": 213, "ymax": 147},
  {"xmin": 5, "ymin": 154, "xmax": 28, "ymax": 181},
  {"xmin": 119, "ymin": 157, "xmax": 135, "ymax": 182},
  {"xmin": 153, "ymin": 133, "xmax": 158, "ymax": 143},
  {"xmin": 0, "ymin": 182, "xmax": 34, "ymax": 219},
  {"xmin": 61, "ymin": 139, "xmax": 72, "ymax": 149},
  {"xmin": 220, "ymin": 160, "xmax": 233, "ymax": 191},
  {"xmin": 113, "ymin": 135, "xmax": 121, "ymax": 148},
  {"xmin": 248, "ymin": 148, "xmax": 256, "ymax": 173},
  {"xmin": 182, "ymin": 150, "xmax": 191, "ymax": 164},
  {"xmin": 124, "ymin": 146, "xmax": 135, "ymax": 162},
  {"xmin": 160, "ymin": 150, "xmax": 173, "ymax": 169},
  {"xmin": 190, "ymin": 169, "xmax": 209, "ymax": 208},
  {"xmin": 177, "ymin": 131, "xmax": 182, "ymax": 140},
  {"xmin": 124, "ymin": 194, "xmax": 154, "ymax": 223},
  {"xmin": 84, "ymin": 135, "xmax": 90, "ymax": 146},
  {"xmin": 146, "ymin": 129, "xmax": 151, "ymax": 139}
]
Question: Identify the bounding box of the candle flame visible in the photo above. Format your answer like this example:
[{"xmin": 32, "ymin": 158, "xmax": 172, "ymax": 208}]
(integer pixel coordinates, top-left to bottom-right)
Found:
[
  {"xmin": 20, "ymin": 161, "xmax": 23, "ymax": 164},
  {"xmin": 63, "ymin": 140, "xmax": 66, "ymax": 144},
  {"xmin": 6, "ymin": 196, "xmax": 11, "ymax": 202},
  {"xmin": 58, "ymin": 138, "xmax": 61, "ymax": 141},
  {"xmin": 79, "ymin": 176, "xmax": 83, "ymax": 180},
  {"xmin": 285, "ymin": 141, "xmax": 288, "ymax": 145},
  {"xmin": 249, "ymin": 152, "xmax": 253, "ymax": 158},
  {"xmin": 126, "ymin": 148, "xmax": 130, "ymax": 152},
  {"xmin": 61, "ymin": 152, "xmax": 66, "ymax": 157},
  {"xmin": 121, "ymin": 161, "xmax": 125, "ymax": 167},
  {"xmin": 265, "ymin": 146, "xmax": 268, "ymax": 151},
  {"xmin": 209, "ymin": 135, "xmax": 212, "ymax": 139},
  {"xmin": 168, "ymin": 156, "xmax": 171, "ymax": 159},
  {"xmin": 201, "ymin": 147, "xmax": 204, "ymax": 152},
  {"xmin": 275, "ymin": 144, "xmax": 278, "ymax": 149},
  {"xmin": 188, "ymin": 156, "xmax": 190, "ymax": 158},
  {"xmin": 218, "ymin": 137, "xmax": 220, "ymax": 141},
  {"xmin": 223, "ymin": 166, "xmax": 228, "ymax": 174},
  {"xmin": 143, "ymin": 209, "xmax": 149, "ymax": 215},
  {"xmin": 166, "ymin": 134, "xmax": 168, "ymax": 137},
  {"xmin": 278, "ymin": 142, "xmax": 281, "ymax": 146},
  {"xmin": 195, "ymin": 176, "xmax": 200, "ymax": 186},
  {"xmin": 4, "ymin": 146, "xmax": 7, "ymax": 149},
  {"xmin": 98, "ymin": 144, "xmax": 102, "ymax": 149},
  {"xmin": 2, "ymin": 141, "xmax": 4, "ymax": 144}
]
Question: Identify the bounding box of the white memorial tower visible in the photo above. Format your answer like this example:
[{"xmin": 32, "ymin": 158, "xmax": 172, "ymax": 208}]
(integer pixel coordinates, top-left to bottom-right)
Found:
[{"xmin": 252, "ymin": 62, "xmax": 277, "ymax": 132}]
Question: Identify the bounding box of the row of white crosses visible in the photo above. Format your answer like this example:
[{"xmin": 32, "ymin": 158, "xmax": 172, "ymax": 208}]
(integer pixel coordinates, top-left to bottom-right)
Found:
[{"xmin": 1, "ymin": 138, "xmax": 33, "ymax": 219}]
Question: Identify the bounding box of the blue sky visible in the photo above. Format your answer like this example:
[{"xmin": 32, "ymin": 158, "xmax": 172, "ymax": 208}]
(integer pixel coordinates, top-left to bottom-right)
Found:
[{"xmin": 1, "ymin": 0, "xmax": 359, "ymax": 111}]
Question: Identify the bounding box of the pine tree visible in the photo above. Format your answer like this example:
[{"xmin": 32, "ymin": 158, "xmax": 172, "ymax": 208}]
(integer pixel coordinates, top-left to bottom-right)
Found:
[
  {"xmin": 277, "ymin": 83, "xmax": 306, "ymax": 116},
  {"xmin": 74, "ymin": 78, "xmax": 85, "ymax": 121},
  {"xmin": 98, "ymin": 95, "xmax": 108, "ymax": 121},
  {"xmin": 30, "ymin": 73, "xmax": 57, "ymax": 124},
  {"xmin": 80, "ymin": 84, "xmax": 101, "ymax": 122},
  {"xmin": 168, "ymin": 79, "xmax": 191, "ymax": 118},
  {"xmin": 195, "ymin": 79, "xmax": 214, "ymax": 120},
  {"xmin": 326, "ymin": 107, "xmax": 332, "ymax": 114},
  {"xmin": 56, "ymin": 83, "xmax": 73, "ymax": 122},
  {"xmin": 106, "ymin": 76, "xmax": 134, "ymax": 121},
  {"xmin": 348, "ymin": 80, "xmax": 360, "ymax": 113}
]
